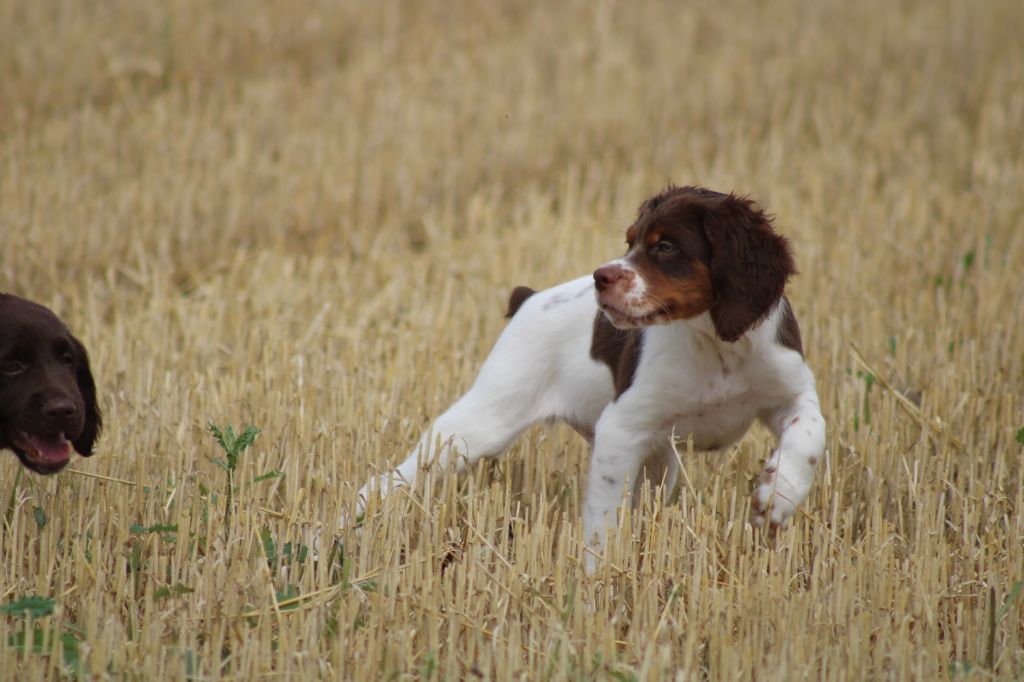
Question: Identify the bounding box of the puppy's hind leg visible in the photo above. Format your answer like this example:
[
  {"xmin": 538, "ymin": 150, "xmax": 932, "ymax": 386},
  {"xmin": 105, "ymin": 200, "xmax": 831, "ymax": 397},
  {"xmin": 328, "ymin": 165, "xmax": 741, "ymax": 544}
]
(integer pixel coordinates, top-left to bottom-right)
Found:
[
  {"xmin": 354, "ymin": 328, "xmax": 556, "ymax": 521},
  {"xmin": 353, "ymin": 285, "xmax": 579, "ymax": 517},
  {"xmin": 320, "ymin": 391, "xmax": 536, "ymax": 557},
  {"xmin": 358, "ymin": 389, "xmax": 537, "ymax": 507}
]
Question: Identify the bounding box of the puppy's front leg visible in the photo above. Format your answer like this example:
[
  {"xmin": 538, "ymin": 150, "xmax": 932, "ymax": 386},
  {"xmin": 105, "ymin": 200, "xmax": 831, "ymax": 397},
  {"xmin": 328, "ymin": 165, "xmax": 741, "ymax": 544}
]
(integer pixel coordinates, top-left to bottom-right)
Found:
[
  {"xmin": 582, "ymin": 406, "xmax": 653, "ymax": 571},
  {"xmin": 752, "ymin": 374, "xmax": 826, "ymax": 528}
]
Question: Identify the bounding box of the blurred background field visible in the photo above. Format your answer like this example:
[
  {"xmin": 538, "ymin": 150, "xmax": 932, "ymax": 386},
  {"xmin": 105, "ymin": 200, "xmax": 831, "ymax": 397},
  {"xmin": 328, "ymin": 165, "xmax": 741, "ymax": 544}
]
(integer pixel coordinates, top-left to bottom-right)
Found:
[{"xmin": 1, "ymin": 0, "xmax": 1022, "ymax": 678}]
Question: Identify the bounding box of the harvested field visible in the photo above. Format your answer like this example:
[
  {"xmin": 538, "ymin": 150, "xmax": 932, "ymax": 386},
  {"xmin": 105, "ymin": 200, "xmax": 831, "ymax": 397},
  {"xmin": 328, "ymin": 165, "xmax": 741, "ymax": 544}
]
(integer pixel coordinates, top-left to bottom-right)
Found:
[{"xmin": 1, "ymin": 0, "xmax": 1023, "ymax": 678}]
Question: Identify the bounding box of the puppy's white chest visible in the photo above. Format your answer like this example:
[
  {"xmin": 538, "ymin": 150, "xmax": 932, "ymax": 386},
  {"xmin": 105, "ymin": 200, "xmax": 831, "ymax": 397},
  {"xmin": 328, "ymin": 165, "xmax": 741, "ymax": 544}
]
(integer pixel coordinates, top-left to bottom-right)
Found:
[
  {"xmin": 673, "ymin": 371, "xmax": 757, "ymax": 447},
  {"xmin": 690, "ymin": 367, "xmax": 751, "ymax": 407},
  {"xmin": 640, "ymin": 330, "xmax": 761, "ymax": 449}
]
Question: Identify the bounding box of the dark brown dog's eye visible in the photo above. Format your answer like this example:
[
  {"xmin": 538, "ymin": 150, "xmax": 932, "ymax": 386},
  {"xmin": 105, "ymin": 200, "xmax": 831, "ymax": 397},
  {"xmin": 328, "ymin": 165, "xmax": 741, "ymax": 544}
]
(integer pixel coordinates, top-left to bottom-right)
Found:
[
  {"xmin": 1, "ymin": 361, "xmax": 27, "ymax": 376},
  {"xmin": 61, "ymin": 352, "xmax": 75, "ymax": 366},
  {"xmin": 655, "ymin": 240, "xmax": 678, "ymax": 258}
]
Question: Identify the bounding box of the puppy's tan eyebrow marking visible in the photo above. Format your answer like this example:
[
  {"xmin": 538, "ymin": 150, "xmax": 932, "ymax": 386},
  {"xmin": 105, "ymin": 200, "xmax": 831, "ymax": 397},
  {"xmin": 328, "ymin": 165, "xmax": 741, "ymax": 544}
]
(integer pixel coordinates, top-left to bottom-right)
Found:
[{"xmin": 645, "ymin": 229, "xmax": 664, "ymax": 247}]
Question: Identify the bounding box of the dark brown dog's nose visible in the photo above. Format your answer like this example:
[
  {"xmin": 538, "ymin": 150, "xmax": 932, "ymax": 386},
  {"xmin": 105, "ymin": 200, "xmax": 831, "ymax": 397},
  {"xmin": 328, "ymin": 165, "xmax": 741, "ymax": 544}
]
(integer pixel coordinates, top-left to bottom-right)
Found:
[
  {"xmin": 43, "ymin": 397, "xmax": 77, "ymax": 421},
  {"xmin": 593, "ymin": 264, "xmax": 625, "ymax": 292}
]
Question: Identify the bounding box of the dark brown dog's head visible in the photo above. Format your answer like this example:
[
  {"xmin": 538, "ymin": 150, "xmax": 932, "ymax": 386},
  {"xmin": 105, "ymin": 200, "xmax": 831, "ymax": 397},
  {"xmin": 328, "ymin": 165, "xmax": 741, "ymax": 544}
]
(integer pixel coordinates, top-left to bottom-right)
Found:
[
  {"xmin": 593, "ymin": 185, "xmax": 796, "ymax": 341},
  {"xmin": 0, "ymin": 294, "xmax": 101, "ymax": 474}
]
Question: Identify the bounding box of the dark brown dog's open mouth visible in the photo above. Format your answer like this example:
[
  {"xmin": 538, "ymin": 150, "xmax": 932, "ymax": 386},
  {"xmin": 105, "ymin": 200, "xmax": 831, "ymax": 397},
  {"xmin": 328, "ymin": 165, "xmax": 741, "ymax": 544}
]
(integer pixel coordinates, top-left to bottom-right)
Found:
[{"xmin": 8, "ymin": 430, "xmax": 72, "ymax": 474}]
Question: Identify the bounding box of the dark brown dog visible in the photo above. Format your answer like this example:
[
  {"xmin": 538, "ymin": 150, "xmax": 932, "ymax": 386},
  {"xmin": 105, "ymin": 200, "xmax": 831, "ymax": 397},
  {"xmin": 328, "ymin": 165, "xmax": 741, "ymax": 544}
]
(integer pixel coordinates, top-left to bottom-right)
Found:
[{"xmin": 0, "ymin": 294, "xmax": 101, "ymax": 474}]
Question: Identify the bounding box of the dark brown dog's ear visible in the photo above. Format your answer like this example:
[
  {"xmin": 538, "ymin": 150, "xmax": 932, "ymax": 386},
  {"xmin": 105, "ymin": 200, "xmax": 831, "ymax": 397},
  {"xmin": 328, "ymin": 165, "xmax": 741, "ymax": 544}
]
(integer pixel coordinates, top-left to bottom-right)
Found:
[
  {"xmin": 702, "ymin": 194, "xmax": 796, "ymax": 342},
  {"xmin": 70, "ymin": 336, "xmax": 101, "ymax": 456}
]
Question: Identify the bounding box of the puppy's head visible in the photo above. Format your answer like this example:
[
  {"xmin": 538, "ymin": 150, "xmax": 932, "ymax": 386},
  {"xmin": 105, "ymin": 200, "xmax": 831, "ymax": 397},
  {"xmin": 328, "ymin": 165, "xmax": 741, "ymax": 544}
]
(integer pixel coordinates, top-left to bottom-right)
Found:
[
  {"xmin": 593, "ymin": 186, "xmax": 795, "ymax": 341},
  {"xmin": 0, "ymin": 294, "xmax": 102, "ymax": 474}
]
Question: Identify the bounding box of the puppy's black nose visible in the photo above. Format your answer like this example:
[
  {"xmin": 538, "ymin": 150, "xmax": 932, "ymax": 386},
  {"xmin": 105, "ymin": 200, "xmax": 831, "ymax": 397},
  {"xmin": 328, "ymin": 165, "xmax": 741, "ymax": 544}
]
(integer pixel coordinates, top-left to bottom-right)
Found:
[
  {"xmin": 593, "ymin": 264, "xmax": 625, "ymax": 292},
  {"xmin": 43, "ymin": 397, "xmax": 77, "ymax": 421}
]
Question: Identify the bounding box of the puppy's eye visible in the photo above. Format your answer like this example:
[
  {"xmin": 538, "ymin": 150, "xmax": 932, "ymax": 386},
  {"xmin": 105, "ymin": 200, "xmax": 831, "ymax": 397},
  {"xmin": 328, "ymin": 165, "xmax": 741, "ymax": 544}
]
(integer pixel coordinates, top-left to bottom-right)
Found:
[
  {"xmin": 654, "ymin": 240, "xmax": 678, "ymax": 257},
  {"xmin": 60, "ymin": 352, "xmax": 75, "ymax": 366},
  {"xmin": 1, "ymin": 361, "xmax": 27, "ymax": 376}
]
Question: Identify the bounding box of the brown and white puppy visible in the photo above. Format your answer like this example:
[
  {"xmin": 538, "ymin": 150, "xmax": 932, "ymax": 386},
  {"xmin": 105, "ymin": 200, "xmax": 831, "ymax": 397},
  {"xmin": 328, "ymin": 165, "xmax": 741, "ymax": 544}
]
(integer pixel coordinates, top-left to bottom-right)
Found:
[
  {"xmin": 0, "ymin": 294, "xmax": 101, "ymax": 474},
  {"xmin": 350, "ymin": 186, "xmax": 824, "ymax": 571}
]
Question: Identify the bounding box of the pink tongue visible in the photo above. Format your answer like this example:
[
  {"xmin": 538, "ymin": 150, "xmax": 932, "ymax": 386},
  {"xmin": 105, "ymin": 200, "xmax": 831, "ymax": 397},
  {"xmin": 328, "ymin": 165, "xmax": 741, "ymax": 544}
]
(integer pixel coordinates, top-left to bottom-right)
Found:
[{"xmin": 26, "ymin": 433, "xmax": 71, "ymax": 464}]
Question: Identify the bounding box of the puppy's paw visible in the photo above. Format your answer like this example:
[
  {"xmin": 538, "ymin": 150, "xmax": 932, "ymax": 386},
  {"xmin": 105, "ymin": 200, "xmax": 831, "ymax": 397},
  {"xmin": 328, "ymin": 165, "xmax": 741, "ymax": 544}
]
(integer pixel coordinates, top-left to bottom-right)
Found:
[{"xmin": 749, "ymin": 466, "xmax": 799, "ymax": 530}]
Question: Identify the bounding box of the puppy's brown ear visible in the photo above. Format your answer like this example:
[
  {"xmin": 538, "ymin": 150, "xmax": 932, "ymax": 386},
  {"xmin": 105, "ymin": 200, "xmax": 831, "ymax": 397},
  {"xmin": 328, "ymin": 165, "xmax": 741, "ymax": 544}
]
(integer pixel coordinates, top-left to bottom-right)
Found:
[
  {"xmin": 702, "ymin": 194, "xmax": 796, "ymax": 342},
  {"xmin": 70, "ymin": 336, "xmax": 101, "ymax": 456}
]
